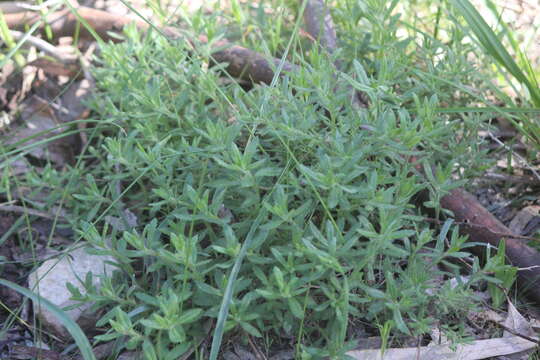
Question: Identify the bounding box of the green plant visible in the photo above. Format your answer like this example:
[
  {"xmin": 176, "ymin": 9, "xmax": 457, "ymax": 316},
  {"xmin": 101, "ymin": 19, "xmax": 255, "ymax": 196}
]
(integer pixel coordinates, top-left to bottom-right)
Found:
[
  {"xmin": 0, "ymin": 0, "xmax": 521, "ymax": 357},
  {"xmin": 451, "ymin": 0, "xmax": 540, "ymax": 107},
  {"xmin": 485, "ymin": 240, "xmax": 517, "ymax": 308},
  {"xmin": 78, "ymin": 8, "xmax": 486, "ymax": 354},
  {"xmin": 377, "ymin": 320, "xmax": 392, "ymax": 356}
]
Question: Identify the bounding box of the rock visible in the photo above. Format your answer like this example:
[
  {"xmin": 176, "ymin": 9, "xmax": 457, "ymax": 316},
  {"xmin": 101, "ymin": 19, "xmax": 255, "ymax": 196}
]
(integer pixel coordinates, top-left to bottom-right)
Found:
[{"xmin": 27, "ymin": 246, "xmax": 116, "ymax": 338}]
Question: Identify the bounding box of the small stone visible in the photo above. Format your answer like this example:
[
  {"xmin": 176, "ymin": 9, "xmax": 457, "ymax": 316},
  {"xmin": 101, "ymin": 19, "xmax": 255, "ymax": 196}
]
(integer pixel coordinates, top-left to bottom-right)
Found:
[{"xmin": 27, "ymin": 245, "xmax": 116, "ymax": 338}]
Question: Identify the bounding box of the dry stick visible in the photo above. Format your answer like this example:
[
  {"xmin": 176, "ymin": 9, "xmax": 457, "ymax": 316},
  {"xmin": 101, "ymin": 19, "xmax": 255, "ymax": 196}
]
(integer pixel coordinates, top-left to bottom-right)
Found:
[
  {"xmin": 208, "ymin": 41, "xmax": 298, "ymax": 84},
  {"xmin": 0, "ymin": 204, "xmax": 63, "ymax": 220},
  {"xmin": 6, "ymin": 0, "xmax": 60, "ymax": 13},
  {"xmin": 481, "ymin": 172, "xmax": 540, "ymax": 186},
  {"xmin": 5, "ymin": 6, "xmax": 299, "ymax": 85},
  {"xmin": 9, "ymin": 29, "xmax": 77, "ymax": 63},
  {"xmin": 414, "ymin": 163, "xmax": 540, "ymax": 302},
  {"xmin": 410, "ymin": 158, "xmax": 540, "ymax": 302},
  {"xmin": 438, "ymin": 188, "xmax": 540, "ymax": 303},
  {"xmin": 423, "ymin": 217, "xmax": 540, "ymax": 243},
  {"xmin": 247, "ymin": 335, "xmax": 267, "ymax": 360},
  {"xmin": 4, "ymin": 7, "xmax": 143, "ymax": 42}
]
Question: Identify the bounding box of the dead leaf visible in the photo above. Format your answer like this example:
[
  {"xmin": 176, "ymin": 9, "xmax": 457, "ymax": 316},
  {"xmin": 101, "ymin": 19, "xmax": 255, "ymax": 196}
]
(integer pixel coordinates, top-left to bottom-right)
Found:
[
  {"xmin": 470, "ymin": 309, "xmax": 505, "ymax": 324},
  {"xmin": 0, "ymin": 60, "xmax": 38, "ymax": 112},
  {"xmin": 497, "ymin": 301, "xmax": 537, "ymax": 359},
  {"xmin": 504, "ymin": 302, "xmax": 535, "ymax": 338},
  {"xmin": 1, "ymin": 157, "xmax": 31, "ymax": 176},
  {"xmin": 223, "ymin": 344, "xmax": 258, "ymax": 360},
  {"xmin": 28, "ymin": 58, "xmax": 81, "ymax": 78},
  {"xmin": 56, "ymin": 78, "xmax": 93, "ymax": 124},
  {"xmin": 268, "ymin": 350, "xmax": 294, "ymax": 360},
  {"xmin": 104, "ymin": 209, "xmax": 138, "ymax": 231},
  {"xmin": 10, "ymin": 345, "xmax": 64, "ymax": 360},
  {"xmin": 508, "ymin": 206, "xmax": 540, "ymax": 235}
]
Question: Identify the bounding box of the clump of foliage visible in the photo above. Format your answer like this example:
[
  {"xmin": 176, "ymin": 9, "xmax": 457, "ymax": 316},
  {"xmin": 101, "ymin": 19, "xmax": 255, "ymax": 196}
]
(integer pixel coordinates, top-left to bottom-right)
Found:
[{"xmin": 6, "ymin": 0, "xmax": 512, "ymax": 358}]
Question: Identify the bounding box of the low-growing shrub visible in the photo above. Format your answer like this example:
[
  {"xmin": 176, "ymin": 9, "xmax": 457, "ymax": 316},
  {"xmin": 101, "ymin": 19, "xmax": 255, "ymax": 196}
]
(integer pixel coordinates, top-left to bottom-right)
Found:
[{"xmin": 14, "ymin": 1, "xmax": 506, "ymax": 358}]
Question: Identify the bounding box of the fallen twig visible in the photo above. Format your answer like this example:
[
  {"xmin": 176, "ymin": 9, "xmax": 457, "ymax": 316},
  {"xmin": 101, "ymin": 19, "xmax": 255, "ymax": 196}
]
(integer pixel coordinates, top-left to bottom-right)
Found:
[
  {"xmin": 0, "ymin": 204, "xmax": 64, "ymax": 220},
  {"xmin": 438, "ymin": 188, "xmax": 540, "ymax": 303},
  {"xmin": 4, "ymin": 7, "xmax": 146, "ymax": 42},
  {"xmin": 247, "ymin": 335, "xmax": 267, "ymax": 360},
  {"xmin": 0, "ymin": 1, "xmax": 49, "ymax": 14},
  {"xmin": 487, "ymin": 130, "xmax": 540, "ymax": 181},
  {"xmin": 8, "ymin": 29, "xmax": 77, "ymax": 63},
  {"xmin": 491, "ymin": 321, "xmax": 540, "ymax": 345},
  {"xmin": 208, "ymin": 42, "xmax": 298, "ymax": 84},
  {"xmin": 424, "ymin": 217, "xmax": 540, "ymax": 243},
  {"xmin": 480, "ymin": 171, "xmax": 540, "ymax": 186},
  {"xmin": 5, "ymin": 6, "xmax": 298, "ymax": 85}
]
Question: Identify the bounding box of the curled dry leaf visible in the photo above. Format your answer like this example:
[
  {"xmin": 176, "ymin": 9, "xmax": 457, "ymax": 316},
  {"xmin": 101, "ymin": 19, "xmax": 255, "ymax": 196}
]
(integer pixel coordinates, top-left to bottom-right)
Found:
[
  {"xmin": 1, "ymin": 57, "xmax": 38, "ymax": 112},
  {"xmin": 503, "ymin": 301, "xmax": 536, "ymax": 339},
  {"xmin": 28, "ymin": 58, "xmax": 81, "ymax": 78},
  {"xmin": 508, "ymin": 205, "xmax": 540, "ymax": 236},
  {"xmin": 499, "ymin": 301, "xmax": 537, "ymax": 359}
]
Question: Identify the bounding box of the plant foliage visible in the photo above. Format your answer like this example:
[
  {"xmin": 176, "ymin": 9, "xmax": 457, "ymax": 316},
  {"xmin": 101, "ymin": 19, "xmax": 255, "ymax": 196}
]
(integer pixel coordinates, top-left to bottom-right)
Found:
[{"xmin": 2, "ymin": 0, "xmax": 513, "ymax": 358}]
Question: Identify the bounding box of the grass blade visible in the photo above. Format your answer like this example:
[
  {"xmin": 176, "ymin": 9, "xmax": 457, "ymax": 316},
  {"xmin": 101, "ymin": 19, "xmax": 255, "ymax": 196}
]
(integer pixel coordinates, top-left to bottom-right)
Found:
[
  {"xmin": 0, "ymin": 279, "xmax": 96, "ymax": 360},
  {"xmin": 450, "ymin": 0, "xmax": 540, "ymax": 106},
  {"xmin": 209, "ymin": 211, "xmax": 268, "ymax": 360}
]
